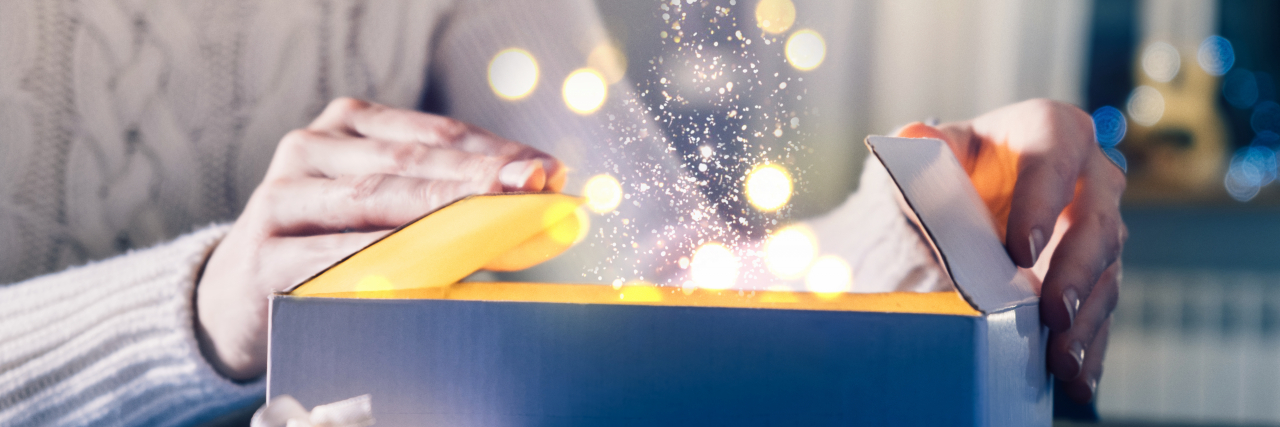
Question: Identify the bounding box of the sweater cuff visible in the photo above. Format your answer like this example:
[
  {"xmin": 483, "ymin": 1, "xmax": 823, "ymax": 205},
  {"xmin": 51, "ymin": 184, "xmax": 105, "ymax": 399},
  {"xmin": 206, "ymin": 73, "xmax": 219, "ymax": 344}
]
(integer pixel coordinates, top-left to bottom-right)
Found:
[{"xmin": 0, "ymin": 224, "xmax": 265, "ymax": 426}]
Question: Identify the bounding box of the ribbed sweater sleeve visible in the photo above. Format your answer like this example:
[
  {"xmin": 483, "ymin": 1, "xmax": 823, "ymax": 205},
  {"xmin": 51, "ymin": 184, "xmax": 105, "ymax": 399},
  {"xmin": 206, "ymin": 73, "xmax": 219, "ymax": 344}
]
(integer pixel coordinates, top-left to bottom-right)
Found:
[{"xmin": 0, "ymin": 224, "xmax": 264, "ymax": 426}]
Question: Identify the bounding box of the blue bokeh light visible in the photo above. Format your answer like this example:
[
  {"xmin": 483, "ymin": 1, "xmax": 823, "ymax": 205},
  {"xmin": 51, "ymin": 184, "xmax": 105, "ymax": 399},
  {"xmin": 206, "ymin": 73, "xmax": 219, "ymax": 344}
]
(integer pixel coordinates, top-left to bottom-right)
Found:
[
  {"xmin": 1198, "ymin": 35, "xmax": 1235, "ymax": 76},
  {"xmin": 1254, "ymin": 131, "xmax": 1280, "ymax": 148},
  {"xmin": 1225, "ymin": 145, "xmax": 1278, "ymax": 202},
  {"xmin": 1252, "ymin": 101, "xmax": 1280, "ymax": 134},
  {"xmin": 1223, "ymin": 68, "xmax": 1259, "ymax": 109},
  {"xmin": 1103, "ymin": 147, "xmax": 1127, "ymax": 173},
  {"xmin": 1092, "ymin": 106, "xmax": 1127, "ymax": 147}
]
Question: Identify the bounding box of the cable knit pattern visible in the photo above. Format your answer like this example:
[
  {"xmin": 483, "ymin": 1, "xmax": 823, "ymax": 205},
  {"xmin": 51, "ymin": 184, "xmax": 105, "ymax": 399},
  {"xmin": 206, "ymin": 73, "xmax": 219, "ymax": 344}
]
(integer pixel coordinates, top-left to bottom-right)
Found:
[
  {"xmin": 0, "ymin": 224, "xmax": 263, "ymax": 426},
  {"xmin": 0, "ymin": 0, "xmax": 447, "ymax": 284}
]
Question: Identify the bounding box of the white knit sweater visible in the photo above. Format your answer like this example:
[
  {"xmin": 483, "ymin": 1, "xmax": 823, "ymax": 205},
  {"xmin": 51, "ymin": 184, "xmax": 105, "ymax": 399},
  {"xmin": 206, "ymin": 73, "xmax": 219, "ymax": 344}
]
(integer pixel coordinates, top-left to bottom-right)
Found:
[{"xmin": 0, "ymin": 0, "xmax": 946, "ymax": 424}]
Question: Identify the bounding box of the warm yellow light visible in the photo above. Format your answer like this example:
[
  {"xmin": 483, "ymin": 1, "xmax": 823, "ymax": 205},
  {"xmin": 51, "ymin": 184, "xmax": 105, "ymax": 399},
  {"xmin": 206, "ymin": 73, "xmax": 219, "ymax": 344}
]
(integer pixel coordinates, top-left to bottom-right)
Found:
[
  {"xmin": 805, "ymin": 255, "xmax": 852, "ymax": 298},
  {"xmin": 745, "ymin": 164, "xmax": 793, "ymax": 212},
  {"xmin": 583, "ymin": 174, "xmax": 622, "ymax": 213},
  {"xmin": 690, "ymin": 242, "xmax": 739, "ymax": 291},
  {"xmin": 764, "ymin": 225, "xmax": 817, "ymax": 279},
  {"xmin": 542, "ymin": 200, "xmax": 589, "ymax": 245},
  {"xmin": 563, "ymin": 68, "xmax": 608, "ymax": 115},
  {"xmin": 488, "ymin": 48, "xmax": 539, "ymax": 100},
  {"xmin": 588, "ymin": 41, "xmax": 628, "ymax": 84},
  {"xmin": 755, "ymin": 0, "xmax": 796, "ymax": 35},
  {"xmin": 785, "ymin": 29, "xmax": 825, "ymax": 71},
  {"xmin": 355, "ymin": 275, "xmax": 395, "ymax": 298}
]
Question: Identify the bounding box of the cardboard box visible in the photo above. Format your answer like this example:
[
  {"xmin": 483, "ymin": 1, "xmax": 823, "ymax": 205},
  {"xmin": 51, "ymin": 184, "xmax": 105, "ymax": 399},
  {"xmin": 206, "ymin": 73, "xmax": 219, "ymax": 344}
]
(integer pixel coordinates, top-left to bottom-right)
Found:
[{"xmin": 267, "ymin": 136, "xmax": 1051, "ymax": 426}]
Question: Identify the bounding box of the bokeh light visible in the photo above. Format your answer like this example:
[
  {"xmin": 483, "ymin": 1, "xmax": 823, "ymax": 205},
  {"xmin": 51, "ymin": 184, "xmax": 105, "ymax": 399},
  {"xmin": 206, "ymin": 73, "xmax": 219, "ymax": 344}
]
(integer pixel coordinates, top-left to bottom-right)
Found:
[
  {"xmin": 745, "ymin": 164, "xmax": 793, "ymax": 212},
  {"xmin": 1223, "ymin": 69, "xmax": 1260, "ymax": 109},
  {"xmin": 764, "ymin": 225, "xmax": 817, "ymax": 279},
  {"xmin": 1197, "ymin": 35, "xmax": 1235, "ymax": 76},
  {"xmin": 1142, "ymin": 42, "xmax": 1181, "ymax": 83},
  {"xmin": 1092, "ymin": 106, "xmax": 1127, "ymax": 147},
  {"xmin": 584, "ymin": 174, "xmax": 623, "ymax": 213},
  {"xmin": 1103, "ymin": 147, "xmax": 1128, "ymax": 173},
  {"xmin": 1253, "ymin": 101, "xmax": 1280, "ymax": 134},
  {"xmin": 563, "ymin": 68, "xmax": 608, "ymax": 115},
  {"xmin": 488, "ymin": 48, "xmax": 539, "ymax": 100},
  {"xmin": 1127, "ymin": 85, "xmax": 1165, "ymax": 126},
  {"xmin": 690, "ymin": 242, "xmax": 740, "ymax": 291},
  {"xmin": 1225, "ymin": 145, "xmax": 1277, "ymax": 202},
  {"xmin": 754, "ymin": 0, "xmax": 796, "ymax": 34},
  {"xmin": 784, "ymin": 29, "xmax": 826, "ymax": 71},
  {"xmin": 805, "ymin": 255, "xmax": 852, "ymax": 298},
  {"xmin": 588, "ymin": 41, "xmax": 628, "ymax": 84}
]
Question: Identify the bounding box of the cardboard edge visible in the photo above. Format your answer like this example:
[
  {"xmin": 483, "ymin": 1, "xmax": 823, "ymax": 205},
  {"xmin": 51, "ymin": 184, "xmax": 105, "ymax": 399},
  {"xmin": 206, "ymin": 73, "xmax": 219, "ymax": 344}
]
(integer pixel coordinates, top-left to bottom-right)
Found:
[
  {"xmin": 864, "ymin": 136, "xmax": 986, "ymax": 313},
  {"xmin": 283, "ymin": 192, "xmax": 581, "ymax": 294}
]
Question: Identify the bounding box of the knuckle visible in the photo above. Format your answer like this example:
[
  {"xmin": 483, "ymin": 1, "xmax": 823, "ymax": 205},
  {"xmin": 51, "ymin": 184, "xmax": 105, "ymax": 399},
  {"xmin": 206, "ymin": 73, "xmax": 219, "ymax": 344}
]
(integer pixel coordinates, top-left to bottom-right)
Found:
[
  {"xmin": 327, "ymin": 97, "xmax": 369, "ymax": 114},
  {"xmin": 388, "ymin": 142, "xmax": 430, "ymax": 173},
  {"xmin": 279, "ymin": 129, "xmax": 315, "ymax": 151},
  {"xmin": 429, "ymin": 117, "xmax": 470, "ymax": 144},
  {"xmin": 347, "ymin": 174, "xmax": 389, "ymax": 202}
]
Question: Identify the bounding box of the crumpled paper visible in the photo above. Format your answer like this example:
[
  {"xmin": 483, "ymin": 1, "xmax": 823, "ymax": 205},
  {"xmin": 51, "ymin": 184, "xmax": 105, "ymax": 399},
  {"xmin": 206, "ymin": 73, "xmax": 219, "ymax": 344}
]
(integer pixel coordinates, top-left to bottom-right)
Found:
[{"xmin": 250, "ymin": 394, "xmax": 374, "ymax": 427}]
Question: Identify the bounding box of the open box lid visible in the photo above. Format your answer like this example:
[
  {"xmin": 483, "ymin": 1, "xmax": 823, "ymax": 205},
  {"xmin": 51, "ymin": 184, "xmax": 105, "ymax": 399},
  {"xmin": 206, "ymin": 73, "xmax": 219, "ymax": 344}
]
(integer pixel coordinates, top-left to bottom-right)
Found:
[
  {"xmin": 286, "ymin": 192, "xmax": 586, "ymax": 295},
  {"xmin": 866, "ymin": 136, "xmax": 1040, "ymax": 314},
  {"xmin": 288, "ymin": 137, "xmax": 1038, "ymax": 317}
]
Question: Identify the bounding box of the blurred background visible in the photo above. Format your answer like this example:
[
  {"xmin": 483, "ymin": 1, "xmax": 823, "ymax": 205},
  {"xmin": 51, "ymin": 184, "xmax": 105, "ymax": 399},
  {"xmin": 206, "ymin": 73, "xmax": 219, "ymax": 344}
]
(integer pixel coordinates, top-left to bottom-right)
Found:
[{"xmin": 592, "ymin": 0, "xmax": 1280, "ymax": 425}]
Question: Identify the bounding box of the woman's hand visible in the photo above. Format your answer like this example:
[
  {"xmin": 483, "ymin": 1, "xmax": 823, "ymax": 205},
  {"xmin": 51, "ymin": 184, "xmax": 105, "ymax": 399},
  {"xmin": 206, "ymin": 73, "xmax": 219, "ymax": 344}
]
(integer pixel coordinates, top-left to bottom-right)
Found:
[
  {"xmin": 897, "ymin": 99, "xmax": 1127, "ymax": 404},
  {"xmin": 195, "ymin": 98, "xmax": 566, "ymax": 380}
]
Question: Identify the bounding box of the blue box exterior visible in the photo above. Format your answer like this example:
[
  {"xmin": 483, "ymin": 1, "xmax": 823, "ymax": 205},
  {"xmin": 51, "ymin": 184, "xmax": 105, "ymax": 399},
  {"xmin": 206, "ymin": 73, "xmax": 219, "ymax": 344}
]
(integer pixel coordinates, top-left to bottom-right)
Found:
[{"xmin": 268, "ymin": 296, "xmax": 987, "ymax": 426}]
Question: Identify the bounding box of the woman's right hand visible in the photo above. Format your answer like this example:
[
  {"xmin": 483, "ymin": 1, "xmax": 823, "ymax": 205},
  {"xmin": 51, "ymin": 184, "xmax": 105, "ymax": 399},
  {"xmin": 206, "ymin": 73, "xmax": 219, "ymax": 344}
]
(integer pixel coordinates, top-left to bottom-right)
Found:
[{"xmin": 194, "ymin": 97, "xmax": 565, "ymax": 380}]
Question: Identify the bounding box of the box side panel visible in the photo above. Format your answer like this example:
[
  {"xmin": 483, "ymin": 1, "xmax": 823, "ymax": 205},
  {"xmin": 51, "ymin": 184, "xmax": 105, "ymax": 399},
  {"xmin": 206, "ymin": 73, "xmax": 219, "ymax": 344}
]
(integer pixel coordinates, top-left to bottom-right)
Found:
[
  {"xmin": 269, "ymin": 298, "xmax": 984, "ymax": 426},
  {"xmin": 983, "ymin": 304, "xmax": 1052, "ymax": 426}
]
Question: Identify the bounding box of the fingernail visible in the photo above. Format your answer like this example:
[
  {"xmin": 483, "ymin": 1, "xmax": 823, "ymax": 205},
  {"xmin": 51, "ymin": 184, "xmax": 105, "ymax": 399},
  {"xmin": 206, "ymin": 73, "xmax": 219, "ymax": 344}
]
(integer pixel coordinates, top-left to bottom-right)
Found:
[
  {"xmin": 1063, "ymin": 287, "xmax": 1080, "ymax": 327},
  {"xmin": 1088, "ymin": 377, "xmax": 1099, "ymax": 395},
  {"xmin": 1028, "ymin": 227, "xmax": 1045, "ymax": 266},
  {"xmin": 1069, "ymin": 341, "xmax": 1085, "ymax": 372},
  {"xmin": 499, "ymin": 159, "xmax": 546, "ymax": 191}
]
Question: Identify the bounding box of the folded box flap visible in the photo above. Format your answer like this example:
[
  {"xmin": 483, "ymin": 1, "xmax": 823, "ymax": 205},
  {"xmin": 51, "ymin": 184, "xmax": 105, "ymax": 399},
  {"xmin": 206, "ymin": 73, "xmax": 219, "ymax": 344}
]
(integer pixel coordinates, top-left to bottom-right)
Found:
[
  {"xmin": 288, "ymin": 193, "xmax": 584, "ymax": 296},
  {"xmin": 866, "ymin": 136, "xmax": 1039, "ymax": 314}
]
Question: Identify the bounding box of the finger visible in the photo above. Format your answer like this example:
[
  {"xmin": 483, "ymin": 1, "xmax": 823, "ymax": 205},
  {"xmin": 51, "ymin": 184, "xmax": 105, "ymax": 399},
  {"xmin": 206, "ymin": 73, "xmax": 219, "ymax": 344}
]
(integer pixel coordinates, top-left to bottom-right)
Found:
[
  {"xmin": 281, "ymin": 130, "xmax": 547, "ymax": 191},
  {"xmin": 1040, "ymin": 153, "xmax": 1127, "ymax": 332},
  {"xmin": 1047, "ymin": 259, "xmax": 1120, "ymax": 380},
  {"xmin": 1064, "ymin": 316, "xmax": 1112, "ymax": 404},
  {"xmin": 260, "ymin": 231, "xmax": 392, "ymax": 293},
  {"xmin": 309, "ymin": 98, "xmax": 550, "ymax": 159},
  {"xmin": 264, "ymin": 174, "xmax": 494, "ymax": 234},
  {"xmin": 894, "ymin": 122, "xmax": 980, "ymax": 171},
  {"xmin": 996, "ymin": 102, "xmax": 1096, "ymax": 268}
]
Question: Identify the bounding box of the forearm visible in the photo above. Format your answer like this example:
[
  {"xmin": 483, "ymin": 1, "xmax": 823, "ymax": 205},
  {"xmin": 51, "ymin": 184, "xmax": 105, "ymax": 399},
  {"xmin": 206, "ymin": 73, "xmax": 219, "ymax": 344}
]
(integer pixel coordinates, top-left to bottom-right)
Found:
[{"xmin": 0, "ymin": 224, "xmax": 263, "ymax": 426}]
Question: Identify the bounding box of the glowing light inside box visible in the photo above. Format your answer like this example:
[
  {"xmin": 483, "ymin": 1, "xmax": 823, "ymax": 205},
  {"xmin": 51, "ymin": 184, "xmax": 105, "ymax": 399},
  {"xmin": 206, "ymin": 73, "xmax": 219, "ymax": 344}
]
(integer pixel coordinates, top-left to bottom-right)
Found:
[
  {"xmin": 488, "ymin": 48, "xmax": 539, "ymax": 100},
  {"xmin": 563, "ymin": 68, "xmax": 608, "ymax": 115},
  {"xmin": 690, "ymin": 242, "xmax": 739, "ymax": 291},
  {"xmin": 755, "ymin": 0, "xmax": 796, "ymax": 34},
  {"xmin": 764, "ymin": 225, "xmax": 817, "ymax": 280},
  {"xmin": 805, "ymin": 255, "xmax": 852, "ymax": 298},
  {"xmin": 785, "ymin": 29, "xmax": 826, "ymax": 71},
  {"xmin": 745, "ymin": 164, "xmax": 793, "ymax": 212},
  {"xmin": 583, "ymin": 174, "xmax": 622, "ymax": 213}
]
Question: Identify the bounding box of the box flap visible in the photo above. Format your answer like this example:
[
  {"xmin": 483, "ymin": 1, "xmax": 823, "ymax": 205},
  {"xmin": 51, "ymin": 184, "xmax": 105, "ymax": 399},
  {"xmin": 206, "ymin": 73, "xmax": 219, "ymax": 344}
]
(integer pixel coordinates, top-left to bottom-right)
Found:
[
  {"xmin": 866, "ymin": 136, "xmax": 1039, "ymax": 314},
  {"xmin": 288, "ymin": 193, "xmax": 584, "ymax": 296}
]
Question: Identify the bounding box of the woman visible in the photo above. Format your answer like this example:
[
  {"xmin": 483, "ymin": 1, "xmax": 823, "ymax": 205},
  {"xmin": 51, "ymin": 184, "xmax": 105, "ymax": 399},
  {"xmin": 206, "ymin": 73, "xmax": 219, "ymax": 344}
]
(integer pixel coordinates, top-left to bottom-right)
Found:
[{"xmin": 0, "ymin": 0, "xmax": 1122, "ymax": 424}]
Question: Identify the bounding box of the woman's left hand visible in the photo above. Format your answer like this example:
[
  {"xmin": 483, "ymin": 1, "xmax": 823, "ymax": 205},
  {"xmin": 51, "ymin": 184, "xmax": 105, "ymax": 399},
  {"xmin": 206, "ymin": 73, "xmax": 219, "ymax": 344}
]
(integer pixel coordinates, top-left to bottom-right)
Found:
[{"xmin": 897, "ymin": 99, "xmax": 1127, "ymax": 404}]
